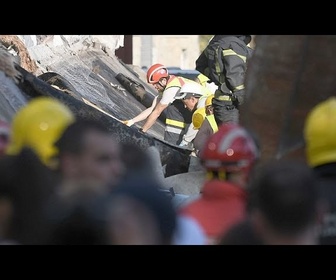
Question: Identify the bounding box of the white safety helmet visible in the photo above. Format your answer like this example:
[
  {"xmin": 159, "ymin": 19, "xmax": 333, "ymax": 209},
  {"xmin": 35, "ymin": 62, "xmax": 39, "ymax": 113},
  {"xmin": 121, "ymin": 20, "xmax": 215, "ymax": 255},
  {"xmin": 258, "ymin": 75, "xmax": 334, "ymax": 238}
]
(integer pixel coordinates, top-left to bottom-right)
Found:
[{"xmin": 175, "ymin": 82, "xmax": 203, "ymax": 100}]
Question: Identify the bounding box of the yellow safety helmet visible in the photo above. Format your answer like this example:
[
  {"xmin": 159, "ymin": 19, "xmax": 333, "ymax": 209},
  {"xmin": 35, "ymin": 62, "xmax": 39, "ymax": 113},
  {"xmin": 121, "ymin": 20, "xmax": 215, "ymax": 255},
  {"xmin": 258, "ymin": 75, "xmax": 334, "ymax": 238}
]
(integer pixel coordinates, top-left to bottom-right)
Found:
[
  {"xmin": 304, "ymin": 97, "xmax": 336, "ymax": 167},
  {"xmin": 205, "ymin": 94, "xmax": 214, "ymax": 107},
  {"xmin": 192, "ymin": 107, "xmax": 206, "ymax": 129},
  {"xmin": 6, "ymin": 97, "xmax": 75, "ymax": 168}
]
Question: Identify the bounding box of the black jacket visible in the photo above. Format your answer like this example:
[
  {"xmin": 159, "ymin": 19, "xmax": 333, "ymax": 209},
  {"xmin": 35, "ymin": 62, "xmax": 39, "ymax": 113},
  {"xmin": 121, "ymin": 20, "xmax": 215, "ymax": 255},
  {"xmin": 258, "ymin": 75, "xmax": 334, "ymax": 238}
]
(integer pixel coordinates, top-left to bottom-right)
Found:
[
  {"xmin": 313, "ymin": 162, "xmax": 336, "ymax": 244},
  {"xmin": 195, "ymin": 35, "xmax": 253, "ymax": 105}
]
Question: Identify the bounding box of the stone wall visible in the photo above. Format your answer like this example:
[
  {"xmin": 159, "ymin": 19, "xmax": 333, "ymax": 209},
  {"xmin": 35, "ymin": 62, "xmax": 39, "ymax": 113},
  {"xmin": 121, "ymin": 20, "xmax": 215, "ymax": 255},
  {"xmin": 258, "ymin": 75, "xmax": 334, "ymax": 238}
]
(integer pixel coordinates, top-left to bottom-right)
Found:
[{"xmin": 132, "ymin": 35, "xmax": 200, "ymax": 69}]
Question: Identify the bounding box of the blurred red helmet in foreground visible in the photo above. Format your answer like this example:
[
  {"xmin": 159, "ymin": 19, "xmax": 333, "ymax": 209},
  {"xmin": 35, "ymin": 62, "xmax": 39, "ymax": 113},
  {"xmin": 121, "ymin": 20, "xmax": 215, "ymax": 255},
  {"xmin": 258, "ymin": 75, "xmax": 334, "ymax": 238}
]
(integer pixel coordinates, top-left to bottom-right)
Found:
[{"xmin": 200, "ymin": 122, "xmax": 259, "ymax": 175}]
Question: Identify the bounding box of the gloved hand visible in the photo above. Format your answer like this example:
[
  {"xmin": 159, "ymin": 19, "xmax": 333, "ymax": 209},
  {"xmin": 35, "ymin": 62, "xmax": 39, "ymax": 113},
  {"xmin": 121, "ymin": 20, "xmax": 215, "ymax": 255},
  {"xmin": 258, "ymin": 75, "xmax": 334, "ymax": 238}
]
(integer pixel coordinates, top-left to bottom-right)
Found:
[
  {"xmin": 122, "ymin": 119, "xmax": 135, "ymax": 127},
  {"xmin": 178, "ymin": 139, "xmax": 190, "ymax": 147}
]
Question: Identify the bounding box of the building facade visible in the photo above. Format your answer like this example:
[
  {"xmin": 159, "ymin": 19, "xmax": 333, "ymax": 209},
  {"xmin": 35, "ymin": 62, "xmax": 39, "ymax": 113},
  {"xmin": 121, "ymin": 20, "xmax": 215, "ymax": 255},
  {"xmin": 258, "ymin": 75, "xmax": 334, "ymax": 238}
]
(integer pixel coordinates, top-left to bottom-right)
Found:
[{"xmin": 132, "ymin": 35, "xmax": 200, "ymax": 70}]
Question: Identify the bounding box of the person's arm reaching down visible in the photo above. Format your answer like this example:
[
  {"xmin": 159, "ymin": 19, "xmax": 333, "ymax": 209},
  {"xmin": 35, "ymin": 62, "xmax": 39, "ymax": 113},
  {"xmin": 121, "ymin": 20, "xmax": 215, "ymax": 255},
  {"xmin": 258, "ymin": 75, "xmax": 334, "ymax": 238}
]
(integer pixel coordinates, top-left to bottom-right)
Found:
[
  {"xmin": 123, "ymin": 96, "xmax": 158, "ymax": 126},
  {"xmin": 141, "ymin": 102, "xmax": 168, "ymax": 132},
  {"xmin": 179, "ymin": 124, "xmax": 198, "ymax": 147}
]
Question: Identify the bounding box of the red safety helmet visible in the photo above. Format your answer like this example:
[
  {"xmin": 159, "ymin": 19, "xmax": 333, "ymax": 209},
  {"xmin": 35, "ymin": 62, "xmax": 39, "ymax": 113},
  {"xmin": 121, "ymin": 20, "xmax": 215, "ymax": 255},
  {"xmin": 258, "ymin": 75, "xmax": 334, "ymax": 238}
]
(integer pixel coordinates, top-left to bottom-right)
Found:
[
  {"xmin": 200, "ymin": 123, "xmax": 259, "ymax": 175},
  {"xmin": 146, "ymin": 63, "xmax": 169, "ymax": 84},
  {"xmin": 0, "ymin": 120, "xmax": 10, "ymax": 157}
]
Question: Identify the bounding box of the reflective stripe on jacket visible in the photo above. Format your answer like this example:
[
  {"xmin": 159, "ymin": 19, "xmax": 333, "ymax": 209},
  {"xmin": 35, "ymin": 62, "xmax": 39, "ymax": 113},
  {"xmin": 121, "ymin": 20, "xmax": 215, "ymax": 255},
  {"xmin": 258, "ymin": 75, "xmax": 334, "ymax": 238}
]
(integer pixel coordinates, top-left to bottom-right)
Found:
[{"xmin": 206, "ymin": 114, "xmax": 218, "ymax": 134}]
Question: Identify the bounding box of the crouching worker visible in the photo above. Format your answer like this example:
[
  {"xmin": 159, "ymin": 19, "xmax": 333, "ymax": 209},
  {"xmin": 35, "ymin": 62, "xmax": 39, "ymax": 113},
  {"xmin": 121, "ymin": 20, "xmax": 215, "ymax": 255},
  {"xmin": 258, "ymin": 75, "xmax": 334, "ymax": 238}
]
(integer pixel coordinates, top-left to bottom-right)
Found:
[{"xmin": 174, "ymin": 83, "xmax": 212, "ymax": 148}]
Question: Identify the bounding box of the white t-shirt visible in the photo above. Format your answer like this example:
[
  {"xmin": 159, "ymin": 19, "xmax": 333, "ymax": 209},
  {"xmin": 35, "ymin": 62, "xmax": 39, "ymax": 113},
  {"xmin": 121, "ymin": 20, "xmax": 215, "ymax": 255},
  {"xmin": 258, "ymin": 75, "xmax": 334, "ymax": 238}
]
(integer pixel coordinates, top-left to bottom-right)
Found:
[{"xmin": 160, "ymin": 86, "xmax": 181, "ymax": 105}]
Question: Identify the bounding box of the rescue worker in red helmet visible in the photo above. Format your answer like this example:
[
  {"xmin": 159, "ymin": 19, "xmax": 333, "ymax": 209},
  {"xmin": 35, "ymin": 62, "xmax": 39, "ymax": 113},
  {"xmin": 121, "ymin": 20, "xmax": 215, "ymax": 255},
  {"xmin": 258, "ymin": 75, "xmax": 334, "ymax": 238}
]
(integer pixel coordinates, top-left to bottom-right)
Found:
[
  {"xmin": 134, "ymin": 63, "xmax": 202, "ymax": 145},
  {"xmin": 178, "ymin": 122, "xmax": 259, "ymax": 244}
]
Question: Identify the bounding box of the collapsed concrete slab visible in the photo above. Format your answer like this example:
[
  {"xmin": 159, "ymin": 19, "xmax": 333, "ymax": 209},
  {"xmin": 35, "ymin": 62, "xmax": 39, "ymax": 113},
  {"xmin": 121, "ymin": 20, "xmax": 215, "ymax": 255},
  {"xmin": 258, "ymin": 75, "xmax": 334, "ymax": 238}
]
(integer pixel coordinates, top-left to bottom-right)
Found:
[{"xmin": 0, "ymin": 35, "xmax": 195, "ymax": 179}]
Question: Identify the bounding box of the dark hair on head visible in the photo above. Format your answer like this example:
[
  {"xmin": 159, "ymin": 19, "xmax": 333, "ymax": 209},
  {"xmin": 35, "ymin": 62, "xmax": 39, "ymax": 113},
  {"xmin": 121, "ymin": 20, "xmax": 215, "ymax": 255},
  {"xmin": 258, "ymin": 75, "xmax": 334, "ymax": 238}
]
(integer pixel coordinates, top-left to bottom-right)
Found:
[
  {"xmin": 120, "ymin": 142, "xmax": 152, "ymax": 171},
  {"xmin": 249, "ymin": 159, "xmax": 319, "ymax": 234},
  {"xmin": 110, "ymin": 178, "xmax": 177, "ymax": 245},
  {"xmin": 0, "ymin": 148, "xmax": 57, "ymax": 244},
  {"xmin": 55, "ymin": 117, "xmax": 112, "ymax": 155},
  {"xmin": 48, "ymin": 202, "xmax": 107, "ymax": 245}
]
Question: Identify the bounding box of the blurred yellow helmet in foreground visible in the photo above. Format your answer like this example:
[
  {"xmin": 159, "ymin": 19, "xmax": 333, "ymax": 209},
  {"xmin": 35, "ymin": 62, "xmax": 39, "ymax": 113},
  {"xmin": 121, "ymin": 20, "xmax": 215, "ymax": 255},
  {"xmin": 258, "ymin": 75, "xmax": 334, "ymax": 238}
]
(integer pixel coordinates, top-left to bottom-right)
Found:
[
  {"xmin": 192, "ymin": 107, "xmax": 206, "ymax": 129},
  {"xmin": 304, "ymin": 97, "xmax": 336, "ymax": 167},
  {"xmin": 6, "ymin": 97, "xmax": 75, "ymax": 168}
]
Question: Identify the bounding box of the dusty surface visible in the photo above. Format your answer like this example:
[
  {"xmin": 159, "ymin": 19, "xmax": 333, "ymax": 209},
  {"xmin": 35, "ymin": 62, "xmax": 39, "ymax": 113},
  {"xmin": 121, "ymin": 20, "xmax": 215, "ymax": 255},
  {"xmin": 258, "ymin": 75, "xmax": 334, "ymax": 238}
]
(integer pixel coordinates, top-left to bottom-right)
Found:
[
  {"xmin": 0, "ymin": 35, "xmax": 38, "ymax": 74},
  {"xmin": 0, "ymin": 48, "xmax": 22, "ymax": 84}
]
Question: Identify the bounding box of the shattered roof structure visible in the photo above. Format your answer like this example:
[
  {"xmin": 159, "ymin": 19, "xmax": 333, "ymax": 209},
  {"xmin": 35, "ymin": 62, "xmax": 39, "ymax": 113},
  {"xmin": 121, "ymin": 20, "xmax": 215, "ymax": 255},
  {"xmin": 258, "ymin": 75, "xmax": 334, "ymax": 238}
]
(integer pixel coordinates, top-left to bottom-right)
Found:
[
  {"xmin": 0, "ymin": 35, "xmax": 195, "ymax": 182},
  {"xmin": 2, "ymin": 35, "xmax": 336, "ymax": 196}
]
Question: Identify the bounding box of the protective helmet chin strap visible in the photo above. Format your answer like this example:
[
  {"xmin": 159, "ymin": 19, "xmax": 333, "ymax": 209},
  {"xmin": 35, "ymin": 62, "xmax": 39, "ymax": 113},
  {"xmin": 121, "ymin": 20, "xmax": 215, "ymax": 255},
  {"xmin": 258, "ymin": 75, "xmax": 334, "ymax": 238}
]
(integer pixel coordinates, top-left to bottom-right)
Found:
[
  {"xmin": 206, "ymin": 170, "xmax": 227, "ymax": 181},
  {"xmin": 157, "ymin": 76, "xmax": 168, "ymax": 88}
]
